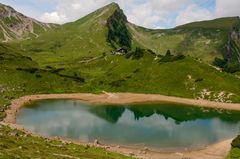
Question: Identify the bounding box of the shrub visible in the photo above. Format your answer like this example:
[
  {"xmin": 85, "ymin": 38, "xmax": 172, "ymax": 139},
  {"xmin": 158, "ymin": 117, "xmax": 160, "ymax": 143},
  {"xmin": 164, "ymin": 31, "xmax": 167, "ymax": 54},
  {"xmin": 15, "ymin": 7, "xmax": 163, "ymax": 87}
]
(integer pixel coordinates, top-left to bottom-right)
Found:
[
  {"xmin": 232, "ymin": 135, "xmax": 240, "ymax": 148},
  {"xmin": 195, "ymin": 78, "xmax": 204, "ymax": 82},
  {"xmin": 49, "ymin": 68, "xmax": 65, "ymax": 73},
  {"xmin": 125, "ymin": 47, "xmax": 144, "ymax": 60},
  {"xmin": 16, "ymin": 68, "xmax": 38, "ymax": 73},
  {"xmin": 45, "ymin": 66, "xmax": 53, "ymax": 69},
  {"xmin": 35, "ymin": 74, "xmax": 42, "ymax": 78},
  {"xmin": 159, "ymin": 50, "xmax": 185, "ymax": 63},
  {"xmin": 223, "ymin": 63, "xmax": 240, "ymax": 73},
  {"xmin": 213, "ymin": 57, "xmax": 227, "ymax": 68},
  {"xmin": 109, "ymin": 79, "xmax": 126, "ymax": 87},
  {"xmin": 25, "ymin": 68, "xmax": 38, "ymax": 74},
  {"xmin": 133, "ymin": 68, "xmax": 140, "ymax": 73},
  {"xmin": 166, "ymin": 49, "xmax": 171, "ymax": 56},
  {"xmin": 132, "ymin": 47, "xmax": 144, "ymax": 59},
  {"xmin": 16, "ymin": 67, "xmax": 23, "ymax": 71},
  {"xmin": 147, "ymin": 49, "xmax": 157, "ymax": 55}
]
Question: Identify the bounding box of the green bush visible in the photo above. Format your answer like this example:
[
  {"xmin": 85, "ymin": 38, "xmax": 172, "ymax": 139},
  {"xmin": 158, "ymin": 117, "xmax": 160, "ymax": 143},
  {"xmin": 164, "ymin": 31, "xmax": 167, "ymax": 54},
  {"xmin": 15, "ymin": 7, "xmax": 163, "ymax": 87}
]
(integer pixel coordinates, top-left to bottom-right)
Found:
[
  {"xmin": 16, "ymin": 67, "xmax": 38, "ymax": 73},
  {"xmin": 223, "ymin": 63, "xmax": 240, "ymax": 73},
  {"xmin": 232, "ymin": 135, "xmax": 240, "ymax": 148},
  {"xmin": 132, "ymin": 47, "xmax": 144, "ymax": 59},
  {"xmin": 213, "ymin": 57, "xmax": 227, "ymax": 68},
  {"xmin": 35, "ymin": 74, "xmax": 42, "ymax": 78},
  {"xmin": 159, "ymin": 50, "xmax": 185, "ymax": 63},
  {"xmin": 125, "ymin": 47, "xmax": 144, "ymax": 60},
  {"xmin": 195, "ymin": 78, "xmax": 204, "ymax": 82}
]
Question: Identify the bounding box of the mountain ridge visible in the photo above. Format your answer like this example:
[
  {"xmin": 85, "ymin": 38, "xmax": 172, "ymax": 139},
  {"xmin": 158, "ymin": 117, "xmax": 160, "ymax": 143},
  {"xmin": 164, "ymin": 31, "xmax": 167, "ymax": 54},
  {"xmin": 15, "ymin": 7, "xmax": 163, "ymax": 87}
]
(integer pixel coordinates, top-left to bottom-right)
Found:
[{"xmin": 0, "ymin": 3, "xmax": 58, "ymax": 42}]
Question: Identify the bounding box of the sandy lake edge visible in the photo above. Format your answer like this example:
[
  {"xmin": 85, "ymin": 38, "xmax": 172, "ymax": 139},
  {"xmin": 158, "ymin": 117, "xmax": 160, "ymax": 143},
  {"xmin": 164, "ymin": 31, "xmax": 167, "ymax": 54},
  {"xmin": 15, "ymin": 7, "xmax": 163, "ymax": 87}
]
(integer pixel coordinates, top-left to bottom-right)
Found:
[{"xmin": 2, "ymin": 92, "xmax": 239, "ymax": 159}]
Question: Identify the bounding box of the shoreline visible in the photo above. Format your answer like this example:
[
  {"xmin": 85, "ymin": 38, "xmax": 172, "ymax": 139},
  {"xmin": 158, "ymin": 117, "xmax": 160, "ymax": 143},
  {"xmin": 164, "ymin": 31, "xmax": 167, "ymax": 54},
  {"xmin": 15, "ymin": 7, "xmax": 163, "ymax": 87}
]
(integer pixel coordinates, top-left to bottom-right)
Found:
[
  {"xmin": 2, "ymin": 92, "xmax": 238, "ymax": 159},
  {"xmin": 0, "ymin": 121, "xmax": 233, "ymax": 159}
]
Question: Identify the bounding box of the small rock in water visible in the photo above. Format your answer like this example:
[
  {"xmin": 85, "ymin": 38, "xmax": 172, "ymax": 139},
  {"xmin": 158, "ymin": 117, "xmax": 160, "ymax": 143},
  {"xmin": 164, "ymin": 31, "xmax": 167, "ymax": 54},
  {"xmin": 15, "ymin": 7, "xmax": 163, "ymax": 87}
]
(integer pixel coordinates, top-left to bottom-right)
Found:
[
  {"xmin": 117, "ymin": 145, "xmax": 121, "ymax": 148},
  {"xmin": 144, "ymin": 147, "xmax": 148, "ymax": 151}
]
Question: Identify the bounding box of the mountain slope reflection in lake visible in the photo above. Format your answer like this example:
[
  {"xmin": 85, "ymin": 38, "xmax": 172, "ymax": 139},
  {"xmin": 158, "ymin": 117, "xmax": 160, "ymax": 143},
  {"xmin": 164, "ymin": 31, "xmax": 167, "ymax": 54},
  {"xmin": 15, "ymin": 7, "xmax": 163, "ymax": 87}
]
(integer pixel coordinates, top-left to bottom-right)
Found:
[{"xmin": 17, "ymin": 100, "xmax": 240, "ymax": 149}]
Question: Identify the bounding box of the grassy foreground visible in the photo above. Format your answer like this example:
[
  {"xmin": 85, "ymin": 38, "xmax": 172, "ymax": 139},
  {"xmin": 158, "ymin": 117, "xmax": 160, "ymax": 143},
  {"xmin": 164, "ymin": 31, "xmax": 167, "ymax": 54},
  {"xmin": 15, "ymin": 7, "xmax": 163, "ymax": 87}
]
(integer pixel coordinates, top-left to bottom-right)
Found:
[{"xmin": 0, "ymin": 125, "xmax": 132, "ymax": 159}]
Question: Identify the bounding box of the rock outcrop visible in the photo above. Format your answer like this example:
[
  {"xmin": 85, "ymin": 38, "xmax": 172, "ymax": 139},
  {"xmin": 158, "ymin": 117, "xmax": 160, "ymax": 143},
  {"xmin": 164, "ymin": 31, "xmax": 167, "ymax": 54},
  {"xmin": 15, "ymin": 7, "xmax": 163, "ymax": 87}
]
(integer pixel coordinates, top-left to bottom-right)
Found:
[{"xmin": 0, "ymin": 3, "xmax": 57, "ymax": 42}]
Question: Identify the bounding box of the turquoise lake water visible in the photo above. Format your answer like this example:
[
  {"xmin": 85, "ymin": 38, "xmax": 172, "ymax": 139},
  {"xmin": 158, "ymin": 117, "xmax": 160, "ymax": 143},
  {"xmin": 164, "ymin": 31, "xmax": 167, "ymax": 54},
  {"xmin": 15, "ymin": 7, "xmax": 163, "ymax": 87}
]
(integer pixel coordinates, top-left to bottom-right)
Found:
[{"xmin": 16, "ymin": 99, "xmax": 240, "ymax": 149}]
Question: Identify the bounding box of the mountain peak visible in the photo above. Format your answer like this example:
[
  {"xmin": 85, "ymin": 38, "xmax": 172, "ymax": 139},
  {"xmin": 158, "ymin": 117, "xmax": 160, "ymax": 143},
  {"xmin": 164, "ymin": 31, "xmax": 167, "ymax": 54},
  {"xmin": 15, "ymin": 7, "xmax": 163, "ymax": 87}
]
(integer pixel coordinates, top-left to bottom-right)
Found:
[
  {"xmin": 0, "ymin": 3, "xmax": 56, "ymax": 42},
  {"xmin": 108, "ymin": 2, "xmax": 120, "ymax": 8},
  {"xmin": 102, "ymin": 2, "xmax": 121, "ymax": 12}
]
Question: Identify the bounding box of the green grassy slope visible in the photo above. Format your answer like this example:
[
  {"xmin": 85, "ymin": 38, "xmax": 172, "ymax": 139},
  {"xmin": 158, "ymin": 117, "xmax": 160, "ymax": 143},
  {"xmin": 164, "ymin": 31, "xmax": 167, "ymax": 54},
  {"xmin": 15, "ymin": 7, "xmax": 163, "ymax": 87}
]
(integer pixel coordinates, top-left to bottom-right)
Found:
[
  {"xmin": 16, "ymin": 3, "xmax": 122, "ymax": 66},
  {"xmin": 0, "ymin": 2, "xmax": 240, "ymax": 158},
  {"xmin": 129, "ymin": 17, "xmax": 240, "ymax": 63},
  {"xmin": 0, "ymin": 125, "xmax": 132, "ymax": 159},
  {"xmin": 0, "ymin": 43, "xmax": 132, "ymax": 158},
  {"xmin": 6, "ymin": 3, "xmax": 239, "ymax": 103},
  {"xmin": 177, "ymin": 17, "xmax": 240, "ymax": 29},
  {"xmin": 60, "ymin": 50, "xmax": 240, "ymax": 102}
]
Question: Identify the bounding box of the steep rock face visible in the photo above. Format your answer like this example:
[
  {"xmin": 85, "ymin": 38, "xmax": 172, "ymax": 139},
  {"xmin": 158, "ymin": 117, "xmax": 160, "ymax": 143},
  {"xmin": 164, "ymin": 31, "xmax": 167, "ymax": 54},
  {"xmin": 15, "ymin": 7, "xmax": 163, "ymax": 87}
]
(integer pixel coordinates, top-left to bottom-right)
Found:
[
  {"xmin": 0, "ymin": 3, "xmax": 57, "ymax": 42},
  {"xmin": 107, "ymin": 3, "xmax": 132, "ymax": 49},
  {"xmin": 228, "ymin": 26, "xmax": 240, "ymax": 63},
  {"xmin": 214, "ymin": 19, "xmax": 240, "ymax": 73}
]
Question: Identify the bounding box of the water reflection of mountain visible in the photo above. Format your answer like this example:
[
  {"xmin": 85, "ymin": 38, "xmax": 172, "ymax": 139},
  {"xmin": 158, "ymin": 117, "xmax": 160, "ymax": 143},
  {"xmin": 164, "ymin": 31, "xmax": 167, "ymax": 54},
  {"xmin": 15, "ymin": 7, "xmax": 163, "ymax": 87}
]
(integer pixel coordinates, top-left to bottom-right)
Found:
[
  {"xmin": 90, "ymin": 103, "xmax": 240, "ymax": 124},
  {"xmin": 90, "ymin": 106, "xmax": 125, "ymax": 123}
]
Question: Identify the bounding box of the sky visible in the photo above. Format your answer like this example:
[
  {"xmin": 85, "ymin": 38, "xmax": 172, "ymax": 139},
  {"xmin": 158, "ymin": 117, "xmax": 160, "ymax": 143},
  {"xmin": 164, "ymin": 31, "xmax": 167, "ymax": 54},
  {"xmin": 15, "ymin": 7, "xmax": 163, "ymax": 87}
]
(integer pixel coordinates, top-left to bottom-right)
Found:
[{"xmin": 0, "ymin": 0, "xmax": 240, "ymax": 29}]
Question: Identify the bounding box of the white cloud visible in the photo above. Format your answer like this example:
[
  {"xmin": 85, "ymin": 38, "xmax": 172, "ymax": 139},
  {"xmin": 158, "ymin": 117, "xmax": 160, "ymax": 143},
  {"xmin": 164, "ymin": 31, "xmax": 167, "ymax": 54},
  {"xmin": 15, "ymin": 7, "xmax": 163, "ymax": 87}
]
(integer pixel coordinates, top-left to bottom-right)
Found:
[
  {"xmin": 39, "ymin": 0, "xmax": 190, "ymax": 28},
  {"xmin": 35, "ymin": 0, "xmax": 240, "ymax": 28},
  {"xmin": 215, "ymin": 0, "xmax": 240, "ymax": 17},
  {"xmin": 40, "ymin": 0, "xmax": 110, "ymax": 24},
  {"xmin": 41, "ymin": 12, "xmax": 67, "ymax": 24},
  {"xmin": 121, "ymin": 0, "xmax": 190, "ymax": 28},
  {"xmin": 176, "ymin": 0, "xmax": 240, "ymax": 26},
  {"xmin": 176, "ymin": 4, "xmax": 213, "ymax": 26}
]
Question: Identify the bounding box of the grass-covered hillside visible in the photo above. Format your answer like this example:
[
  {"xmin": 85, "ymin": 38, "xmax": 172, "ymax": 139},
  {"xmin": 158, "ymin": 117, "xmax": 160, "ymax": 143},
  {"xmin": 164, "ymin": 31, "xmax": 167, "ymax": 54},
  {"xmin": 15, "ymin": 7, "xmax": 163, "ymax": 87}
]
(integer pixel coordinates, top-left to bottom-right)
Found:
[
  {"xmin": 0, "ymin": 2, "xmax": 240, "ymax": 158},
  {"xmin": 0, "ymin": 42, "xmax": 133, "ymax": 159},
  {"xmin": 15, "ymin": 3, "xmax": 122, "ymax": 65},
  {"xmin": 3, "ymin": 3, "xmax": 239, "ymax": 104},
  {"xmin": 129, "ymin": 17, "xmax": 240, "ymax": 64}
]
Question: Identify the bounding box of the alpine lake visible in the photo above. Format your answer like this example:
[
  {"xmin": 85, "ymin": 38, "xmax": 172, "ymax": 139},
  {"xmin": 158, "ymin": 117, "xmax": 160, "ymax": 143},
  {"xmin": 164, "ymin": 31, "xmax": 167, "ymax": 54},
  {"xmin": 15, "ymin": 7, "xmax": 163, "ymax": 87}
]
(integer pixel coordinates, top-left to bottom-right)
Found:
[{"xmin": 16, "ymin": 99, "xmax": 240, "ymax": 151}]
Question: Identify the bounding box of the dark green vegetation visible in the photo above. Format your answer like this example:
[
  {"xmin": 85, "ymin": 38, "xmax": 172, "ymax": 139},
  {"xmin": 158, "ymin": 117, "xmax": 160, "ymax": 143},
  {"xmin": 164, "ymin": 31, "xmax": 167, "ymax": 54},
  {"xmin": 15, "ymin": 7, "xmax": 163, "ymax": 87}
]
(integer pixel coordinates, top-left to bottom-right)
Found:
[
  {"xmin": 0, "ymin": 125, "xmax": 132, "ymax": 159},
  {"xmin": 158, "ymin": 50, "xmax": 185, "ymax": 63},
  {"xmin": 227, "ymin": 136, "xmax": 240, "ymax": 159},
  {"xmin": 107, "ymin": 5, "xmax": 131, "ymax": 49},
  {"xmin": 0, "ymin": 1, "xmax": 240, "ymax": 158},
  {"xmin": 232, "ymin": 136, "xmax": 240, "ymax": 148}
]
